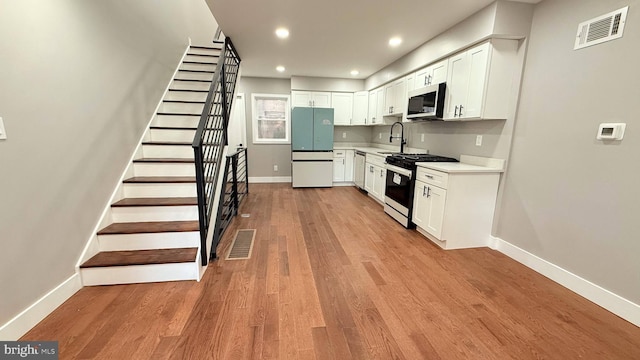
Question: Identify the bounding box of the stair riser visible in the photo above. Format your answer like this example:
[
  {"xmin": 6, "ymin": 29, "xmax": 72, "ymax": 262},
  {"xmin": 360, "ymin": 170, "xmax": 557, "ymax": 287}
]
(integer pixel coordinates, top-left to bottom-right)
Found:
[
  {"xmin": 111, "ymin": 205, "xmax": 199, "ymax": 223},
  {"xmin": 81, "ymin": 262, "xmax": 199, "ymax": 286},
  {"xmin": 184, "ymin": 54, "xmax": 218, "ymax": 63},
  {"xmin": 170, "ymin": 81, "xmax": 211, "ymax": 91},
  {"xmin": 180, "ymin": 63, "xmax": 216, "ymax": 72},
  {"xmin": 165, "ymin": 91, "xmax": 208, "ymax": 102},
  {"xmin": 152, "ymin": 115, "xmax": 200, "ymax": 128},
  {"xmin": 133, "ymin": 163, "xmax": 195, "ymax": 177},
  {"xmin": 175, "ymin": 70, "xmax": 213, "ymax": 81},
  {"xmin": 158, "ymin": 102, "xmax": 204, "ymax": 114},
  {"xmin": 123, "ymin": 183, "xmax": 197, "ymax": 198},
  {"xmin": 98, "ymin": 231, "xmax": 199, "ymax": 251},
  {"xmin": 142, "ymin": 144, "xmax": 194, "ymax": 158},
  {"xmin": 149, "ymin": 128, "xmax": 196, "ymax": 142},
  {"xmin": 188, "ymin": 48, "xmax": 221, "ymax": 56}
]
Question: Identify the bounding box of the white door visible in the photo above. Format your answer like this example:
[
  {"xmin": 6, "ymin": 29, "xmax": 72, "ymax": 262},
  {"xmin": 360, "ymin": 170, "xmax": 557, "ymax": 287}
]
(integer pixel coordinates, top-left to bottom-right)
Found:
[
  {"xmin": 344, "ymin": 150, "xmax": 354, "ymax": 182},
  {"xmin": 227, "ymin": 93, "xmax": 247, "ymax": 148},
  {"xmin": 312, "ymin": 92, "xmax": 332, "ymax": 108},
  {"xmin": 352, "ymin": 91, "xmax": 368, "ymax": 125},
  {"xmin": 425, "ymin": 185, "xmax": 446, "ymax": 239},
  {"xmin": 364, "ymin": 163, "xmax": 375, "ymax": 192},
  {"xmin": 368, "ymin": 91, "xmax": 377, "ymax": 124},
  {"xmin": 375, "ymin": 88, "xmax": 385, "ymax": 122},
  {"xmin": 331, "ymin": 92, "xmax": 353, "ymax": 125},
  {"xmin": 412, "ymin": 180, "xmax": 429, "ymax": 229},
  {"xmin": 292, "ymin": 91, "xmax": 312, "ymax": 107},
  {"xmin": 415, "ymin": 66, "xmax": 430, "ymax": 88},
  {"xmin": 462, "ymin": 42, "xmax": 490, "ymax": 119},
  {"xmin": 333, "ymin": 158, "xmax": 345, "ymax": 181},
  {"xmin": 445, "ymin": 52, "xmax": 470, "ymax": 119}
]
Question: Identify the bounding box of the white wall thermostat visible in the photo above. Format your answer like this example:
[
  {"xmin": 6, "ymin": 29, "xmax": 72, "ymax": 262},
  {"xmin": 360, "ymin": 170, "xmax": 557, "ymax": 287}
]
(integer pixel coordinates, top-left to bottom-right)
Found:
[{"xmin": 596, "ymin": 123, "xmax": 626, "ymax": 140}]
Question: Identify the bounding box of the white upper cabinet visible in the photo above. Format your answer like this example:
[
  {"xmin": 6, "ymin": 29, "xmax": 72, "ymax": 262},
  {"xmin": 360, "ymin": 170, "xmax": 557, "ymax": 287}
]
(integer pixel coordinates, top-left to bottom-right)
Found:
[
  {"xmin": 367, "ymin": 90, "xmax": 377, "ymax": 124},
  {"xmin": 331, "ymin": 92, "xmax": 353, "ymax": 125},
  {"xmin": 383, "ymin": 79, "xmax": 405, "ymax": 117},
  {"xmin": 375, "ymin": 87, "xmax": 385, "ymax": 123},
  {"xmin": 444, "ymin": 40, "xmax": 518, "ymax": 120},
  {"xmin": 292, "ymin": 91, "xmax": 332, "ymax": 108},
  {"xmin": 352, "ymin": 91, "xmax": 369, "ymax": 125},
  {"xmin": 415, "ymin": 59, "xmax": 448, "ymax": 88}
]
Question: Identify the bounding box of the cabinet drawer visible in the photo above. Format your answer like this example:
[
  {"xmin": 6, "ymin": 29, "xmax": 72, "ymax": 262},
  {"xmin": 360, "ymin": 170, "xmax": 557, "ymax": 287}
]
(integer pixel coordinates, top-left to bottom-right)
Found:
[
  {"xmin": 333, "ymin": 150, "xmax": 346, "ymax": 158},
  {"xmin": 416, "ymin": 167, "xmax": 448, "ymax": 189},
  {"xmin": 365, "ymin": 153, "xmax": 386, "ymax": 167}
]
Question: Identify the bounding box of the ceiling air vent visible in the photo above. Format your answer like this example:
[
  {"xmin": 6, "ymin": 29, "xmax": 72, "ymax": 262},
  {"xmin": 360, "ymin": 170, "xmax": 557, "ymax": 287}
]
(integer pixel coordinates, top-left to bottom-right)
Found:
[{"xmin": 574, "ymin": 6, "xmax": 629, "ymax": 50}]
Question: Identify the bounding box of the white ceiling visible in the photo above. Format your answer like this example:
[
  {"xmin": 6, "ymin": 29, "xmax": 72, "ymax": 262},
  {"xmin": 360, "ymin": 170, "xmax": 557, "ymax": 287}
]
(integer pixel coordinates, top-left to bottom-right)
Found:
[{"xmin": 208, "ymin": 0, "xmax": 539, "ymax": 79}]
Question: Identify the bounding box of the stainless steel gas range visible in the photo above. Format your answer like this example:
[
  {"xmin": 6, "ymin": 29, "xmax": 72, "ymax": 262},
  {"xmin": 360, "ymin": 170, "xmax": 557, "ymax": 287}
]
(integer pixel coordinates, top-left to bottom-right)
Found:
[{"xmin": 384, "ymin": 153, "xmax": 458, "ymax": 228}]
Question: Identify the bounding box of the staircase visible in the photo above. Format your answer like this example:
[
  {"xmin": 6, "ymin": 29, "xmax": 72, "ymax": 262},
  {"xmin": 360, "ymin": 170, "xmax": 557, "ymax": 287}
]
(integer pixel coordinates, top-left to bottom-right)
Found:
[{"xmin": 80, "ymin": 43, "xmax": 225, "ymax": 286}]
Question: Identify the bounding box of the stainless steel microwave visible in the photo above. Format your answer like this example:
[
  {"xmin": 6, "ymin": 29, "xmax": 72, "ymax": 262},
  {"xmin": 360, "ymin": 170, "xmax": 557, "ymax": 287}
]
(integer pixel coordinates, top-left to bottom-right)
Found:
[{"xmin": 406, "ymin": 82, "xmax": 446, "ymax": 120}]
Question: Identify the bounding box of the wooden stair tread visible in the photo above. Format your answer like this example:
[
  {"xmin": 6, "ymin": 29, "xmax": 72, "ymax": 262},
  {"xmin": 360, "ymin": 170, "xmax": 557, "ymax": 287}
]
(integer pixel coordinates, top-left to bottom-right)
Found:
[
  {"xmin": 149, "ymin": 126, "xmax": 197, "ymax": 130},
  {"xmin": 182, "ymin": 61, "xmax": 217, "ymax": 65},
  {"xmin": 173, "ymin": 78, "xmax": 212, "ymax": 83},
  {"xmin": 185, "ymin": 53, "xmax": 220, "ymax": 58},
  {"xmin": 80, "ymin": 248, "xmax": 198, "ymax": 268},
  {"xmin": 191, "ymin": 44, "xmax": 223, "ymax": 49},
  {"xmin": 142, "ymin": 141, "xmax": 191, "ymax": 146},
  {"xmin": 177, "ymin": 69, "xmax": 215, "ymax": 74},
  {"xmin": 112, "ymin": 197, "xmax": 198, "ymax": 207},
  {"xmin": 133, "ymin": 158, "xmax": 194, "ymax": 163},
  {"xmin": 123, "ymin": 176, "xmax": 196, "ymax": 183},
  {"xmin": 97, "ymin": 220, "xmax": 199, "ymax": 235}
]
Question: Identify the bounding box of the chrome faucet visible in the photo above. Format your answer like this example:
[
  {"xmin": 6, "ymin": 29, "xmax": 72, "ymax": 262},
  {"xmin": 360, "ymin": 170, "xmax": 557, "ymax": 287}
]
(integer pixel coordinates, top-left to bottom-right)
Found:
[{"xmin": 389, "ymin": 121, "xmax": 407, "ymax": 154}]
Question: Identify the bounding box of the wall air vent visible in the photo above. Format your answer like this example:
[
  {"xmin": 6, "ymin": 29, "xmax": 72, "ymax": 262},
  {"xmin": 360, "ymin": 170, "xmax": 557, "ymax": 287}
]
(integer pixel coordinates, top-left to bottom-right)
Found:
[{"xmin": 574, "ymin": 6, "xmax": 629, "ymax": 50}]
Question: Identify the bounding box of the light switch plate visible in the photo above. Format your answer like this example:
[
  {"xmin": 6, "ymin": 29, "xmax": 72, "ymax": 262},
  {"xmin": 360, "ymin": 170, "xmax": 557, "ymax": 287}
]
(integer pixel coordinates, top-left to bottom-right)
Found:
[
  {"xmin": 421, "ymin": 134, "xmax": 425, "ymax": 142},
  {"xmin": 0, "ymin": 117, "xmax": 6, "ymax": 140},
  {"xmin": 475, "ymin": 135, "xmax": 483, "ymax": 146}
]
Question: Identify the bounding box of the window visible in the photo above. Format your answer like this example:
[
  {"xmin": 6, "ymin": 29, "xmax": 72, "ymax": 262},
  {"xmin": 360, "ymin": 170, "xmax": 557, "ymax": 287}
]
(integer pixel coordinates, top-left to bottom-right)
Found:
[{"xmin": 251, "ymin": 93, "xmax": 290, "ymax": 144}]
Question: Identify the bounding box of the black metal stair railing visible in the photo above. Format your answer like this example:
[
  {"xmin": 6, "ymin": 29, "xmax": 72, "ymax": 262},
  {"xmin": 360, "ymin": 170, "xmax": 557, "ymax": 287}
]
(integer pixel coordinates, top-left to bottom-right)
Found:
[
  {"xmin": 192, "ymin": 37, "xmax": 241, "ymax": 265},
  {"xmin": 211, "ymin": 147, "xmax": 249, "ymax": 258}
]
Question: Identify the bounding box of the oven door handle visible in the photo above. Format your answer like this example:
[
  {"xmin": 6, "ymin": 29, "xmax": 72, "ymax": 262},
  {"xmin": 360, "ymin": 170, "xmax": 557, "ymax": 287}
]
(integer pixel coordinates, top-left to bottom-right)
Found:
[{"xmin": 385, "ymin": 164, "xmax": 413, "ymax": 179}]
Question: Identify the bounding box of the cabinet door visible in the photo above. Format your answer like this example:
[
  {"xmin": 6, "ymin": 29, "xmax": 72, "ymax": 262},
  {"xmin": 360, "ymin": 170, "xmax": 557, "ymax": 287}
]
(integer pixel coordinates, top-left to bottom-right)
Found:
[
  {"xmin": 375, "ymin": 88, "xmax": 385, "ymax": 123},
  {"xmin": 352, "ymin": 91, "xmax": 368, "ymax": 125},
  {"xmin": 292, "ymin": 91, "xmax": 312, "ymax": 108},
  {"xmin": 412, "ymin": 180, "xmax": 429, "ymax": 229},
  {"xmin": 344, "ymin": 150, "xmax": 355, "ymax": 182},
  {"xmin": 415, "ymin": 67, "xmax": 430, "ymax": 88},
  {"xmin": 312, "ymin": 92, "xmax": 332, "ymax": 108},
  {"xmin": 331, "ymin": 92, "xmax": 353, "ymax": 125},
  {"xmin": 384, "ymin": 84, "xmax": 395, "ymax": 115},
  {"xmin": 462, "ymin": 42, "xmax": 490, "ymax": 119},
  {"xmin": 430, "ymin": 60, "xmax": 449, "ymax": 86},
  {"xmin": 444, "ymin": 52, "xmax": 470, "ymax": 119},
  {"xmin": 372, "ymin": 165, "xmax": 386, "ymax": 201},
  {"xmin": 424, "ymin": 185, "xmax": 446, "ymax": 239},
  {"xmin": 364, "ymin": 163, "xmax": 375, "ymax": 191},
  {"xmin": 393, "ymin": 79, "xmax": 406, "ymax": 116},
  {"xmin": 333, "ymin": 158, "xmax": 345, "ymax": 182},
  {"xmin": 368, "ymin": 91, "xmax": 377, "ymax": 124}
]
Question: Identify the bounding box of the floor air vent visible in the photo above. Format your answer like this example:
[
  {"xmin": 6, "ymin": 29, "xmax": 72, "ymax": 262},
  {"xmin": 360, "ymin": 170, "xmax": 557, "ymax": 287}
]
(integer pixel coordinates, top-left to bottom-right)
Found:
[
  {"xmin": 226, "ymin": 229, "xmax": 255, "ymax": 260},
  {"xmin": 575, "ymin": 6, "xmax": 628, "ymax": 50}
]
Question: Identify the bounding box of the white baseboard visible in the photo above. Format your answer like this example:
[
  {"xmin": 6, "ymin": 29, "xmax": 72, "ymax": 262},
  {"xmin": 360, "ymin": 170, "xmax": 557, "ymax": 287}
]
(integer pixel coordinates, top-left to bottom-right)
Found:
[
  {"xmin": 0, "ymin": 273, "xmax": 82, "ymax": 340},
  {"xmin": 249, "ymin": 176, "xmax": 292, "ymax": 183},
  {"xmin": 491, "ymin": 236, "xmax": 640, "ymax": 327},
  {"xmin": 333, "ymin": 182, "xmax": 355, "ymax": 187}
]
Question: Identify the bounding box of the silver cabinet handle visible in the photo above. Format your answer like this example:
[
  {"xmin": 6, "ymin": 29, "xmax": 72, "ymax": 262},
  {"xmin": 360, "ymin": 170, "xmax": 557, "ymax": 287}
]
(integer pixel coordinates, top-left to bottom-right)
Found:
[
  {"xmin": 370, "ymin": 166, "xmax": 374, "ymax": 172},
  {"xmin": 454, "ymin": 105, "xmax": 459, "ymax": 117},
  {"xmin": 459, "ymin": 105, "xmax": 464, "ymax": 117},
  {"xmin": 342, "ymin": 159, "xmax": 345, "ymax": 165},
  {"xmin": 423, "ymin": 185, "xmax": 427, "ymax": 196},
  {"xmin": 424, "ymin": 76, "xmax": 428, "ymax": 86},
  {"xmin": 426, "ymin": 186, "xmax": 431, "ymax": 198},
  {"xmin": 424, "ymin": 174, "xmax": 434, "ymax": 179},
  {"xmin": 380, "ymin": 169, "xmax": 384, "ymax": 177}
]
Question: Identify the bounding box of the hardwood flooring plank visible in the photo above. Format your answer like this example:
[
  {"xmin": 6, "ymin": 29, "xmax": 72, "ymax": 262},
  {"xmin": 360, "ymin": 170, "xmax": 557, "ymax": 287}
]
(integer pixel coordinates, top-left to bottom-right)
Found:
[{"xmin": 20, "ymin": 184, "xmax": 640, "ymax": 360}]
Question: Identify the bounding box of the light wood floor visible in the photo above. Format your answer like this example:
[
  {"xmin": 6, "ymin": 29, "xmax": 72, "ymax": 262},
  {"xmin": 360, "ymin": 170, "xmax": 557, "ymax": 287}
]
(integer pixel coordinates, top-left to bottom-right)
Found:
[{"xmin": 23, "ymin": 184, "xmax": 640, "ymax": 359}]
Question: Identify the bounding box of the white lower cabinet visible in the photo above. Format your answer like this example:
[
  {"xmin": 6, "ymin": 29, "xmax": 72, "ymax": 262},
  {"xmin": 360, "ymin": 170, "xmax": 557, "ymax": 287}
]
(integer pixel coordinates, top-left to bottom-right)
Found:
[
  {"xmin": 333, "ymin": 150, "xmax": 346, "ymax": 182},
  {"xmin": 344, "ymin": 150, "xmax": 354, "ymax": 182},
  {"xmin": 412, "ymin": 165, "xmax": 501, "ymax": 249},
  {"xmin": 364, "ymin": 154, "xmax": 386, "ymax": 202}
]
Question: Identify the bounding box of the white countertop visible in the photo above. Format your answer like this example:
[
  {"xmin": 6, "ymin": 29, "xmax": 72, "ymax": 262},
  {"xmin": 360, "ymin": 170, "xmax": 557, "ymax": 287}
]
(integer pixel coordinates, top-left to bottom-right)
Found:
[
  {"xmin": 417, "ymin": 155, "xmax": 505, "ymax": 173},
  {"xmin": 417, "ymin": 162, "xmax": 503, "ymax": 173}
]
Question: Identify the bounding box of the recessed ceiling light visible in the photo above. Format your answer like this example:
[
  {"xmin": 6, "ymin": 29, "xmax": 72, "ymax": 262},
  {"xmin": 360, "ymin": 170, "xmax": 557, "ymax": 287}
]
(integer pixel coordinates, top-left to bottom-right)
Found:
[
  {"xmin": 389, "ymin": 37, "xmax": 402, "ymax": 47},
  {"xmin": 276, "ymin": 65, "xmax": 285, "ymax": 72},
  {"xmin": 275, "ymin": 28, "xmax": 289, "ymax": 39},
  {"xmin": 350, "ymin": 70, "xmax": 359, "ymax": 76}
]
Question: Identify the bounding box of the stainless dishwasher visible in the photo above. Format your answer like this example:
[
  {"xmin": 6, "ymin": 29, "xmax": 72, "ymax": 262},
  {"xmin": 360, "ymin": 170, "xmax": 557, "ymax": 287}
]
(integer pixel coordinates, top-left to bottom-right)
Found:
[{"xmin": 354, "ymin": 151, "xmax": 366, "ymax": 189}]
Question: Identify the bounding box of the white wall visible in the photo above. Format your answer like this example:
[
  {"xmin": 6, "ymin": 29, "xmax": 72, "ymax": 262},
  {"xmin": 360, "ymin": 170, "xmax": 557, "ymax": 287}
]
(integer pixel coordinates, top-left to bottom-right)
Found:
[
  {"xmin": 497, "ymin": 0, "xmax": 640, "ymax": 304},
  {"xmin": 0, "ymin": 0, "xmax": 218, "ymax": 327}
]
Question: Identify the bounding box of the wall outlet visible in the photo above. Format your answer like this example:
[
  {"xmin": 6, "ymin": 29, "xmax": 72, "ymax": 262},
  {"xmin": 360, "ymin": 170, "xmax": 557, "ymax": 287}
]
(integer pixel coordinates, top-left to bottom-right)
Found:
[
  {"xmin": 342, "ymin": 132, "xmax": 346, "ymax": 139},
  {"xmin": 379, "ymin": 133, "xmax": 382, "ymax": 139},
  {"xmin": 273, "ymin": 165, "xmax": 278, "ymax": 171},
  {"xmin": 0, "ymin": 117, "xmax": 6, "ymax": 140},
  {"xmin": 421, "ymin": 134, "xmax": 425, "ymax": 142},
  {"xmin": 475, "ymin": 135, "xmax": 483, "ymax": 147}
]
